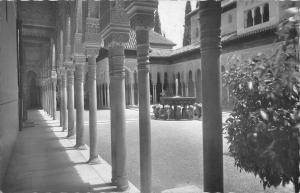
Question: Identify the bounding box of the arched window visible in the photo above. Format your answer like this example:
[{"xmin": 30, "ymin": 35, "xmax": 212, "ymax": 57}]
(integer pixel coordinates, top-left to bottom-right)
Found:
[
  {"xmin": 254, "ymin": 7, "xmax": 262, "ymax": 25},
  {"xmin": 263, "ymin": 3, "xmax": 269, "ymax": 22},
  {"xmin": 246, "ymin": 10, "xmax": 253, "ymax": 27}
]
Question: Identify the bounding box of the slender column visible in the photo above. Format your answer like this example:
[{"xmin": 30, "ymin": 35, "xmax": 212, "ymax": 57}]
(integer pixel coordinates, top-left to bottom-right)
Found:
[
  {"xmin": 87, "ymin": 54, "xmax": 101, "ymax": 163},
  {"xmin": 136, "ymin": 27, "xmax": 152, "ymax": 193},
  {"xmin": 105, "ymin": 84, "xmax": 109, "ymax": 107},
  {"xmin": 108, "ymin": 44, "xmax": 128, "ymax": 190},
  {"xmin": 99, "ymin": 84, "xmax": 104, "ymax": 108},
  {"xmin": 130, "ymin": 83, "xmax": 135, "ymax": 106},
  {"xmin": 52, "ymin": 72, "xmax": 57, "ymax": 119},
  {"xmin": 126, "ymin": 2, "xmax": 157, "ymax": 192},
  {"xmin": 66, "ymin": 64, "xmax": 75, "ymax": 138},
  {"xmin": 199, "ymin": 1, "xmax": 223, "ymax": 192},
  {"xmin": 75, "ymin": 55, "xmax": 87, "ymax": 149},
  {"xmin": 59, "ymin": 77, "xmax": 63, "ymax": 126},
  {"xmin": 103, "ymin": 84, "xmax": 107, "ymax": 107},
  {"xmin": 152, "ymin": 84, "xmax": 156, "ymax": 104},
  {"xmin": 61, "ymin": 69, "xmax": 68, "ymax": 131}
]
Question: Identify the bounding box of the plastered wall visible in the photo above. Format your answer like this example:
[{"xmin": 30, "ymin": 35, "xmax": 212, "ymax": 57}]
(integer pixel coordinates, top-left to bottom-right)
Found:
[{"xmin": 0, "ymin": 2, "xmax": 19, "ymax": 188}]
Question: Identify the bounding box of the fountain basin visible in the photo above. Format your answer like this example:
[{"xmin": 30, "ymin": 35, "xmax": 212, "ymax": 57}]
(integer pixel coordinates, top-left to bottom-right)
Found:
[{"xmin": 160, "ymin": 96, "xmax": 196, "ymax": 106}]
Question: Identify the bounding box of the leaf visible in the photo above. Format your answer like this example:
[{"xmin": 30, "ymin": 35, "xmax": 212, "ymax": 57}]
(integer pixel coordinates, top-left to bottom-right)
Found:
[{"xmin": 260, "ymin": 110, "xmax": 269, "ymax": 121}]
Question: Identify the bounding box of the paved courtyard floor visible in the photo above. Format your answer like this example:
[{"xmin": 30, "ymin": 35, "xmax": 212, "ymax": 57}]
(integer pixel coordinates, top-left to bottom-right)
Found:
[
  {"xmin": 72, "ymin": 108, "xmax": 294, "ymax": 193},
  {"xmin": 3, "ymin": 110, "xmax": 139, "ymax": 193}
]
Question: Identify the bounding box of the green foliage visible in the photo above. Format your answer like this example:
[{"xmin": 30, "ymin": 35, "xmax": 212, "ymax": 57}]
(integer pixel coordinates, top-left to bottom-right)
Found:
[
  {"xmin": 223, "ymin": 21, "xmax": 300, "ymax": 192},
  {"xmin": 183, "ymin": 1, "xmax": 192, "ymax": 46}
]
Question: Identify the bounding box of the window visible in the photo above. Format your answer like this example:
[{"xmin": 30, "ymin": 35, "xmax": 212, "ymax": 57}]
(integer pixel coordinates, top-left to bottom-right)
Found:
[
  {"xmin": 246, "ymin": 10, "xmax": 253, "ymax": 27},
  {"xmin": 228, "ymin": 14, "xmax": 232, "ymax": 23},
  {"xmin": 245, "ymin": 3, "xmax": 269, "ymax": 28},
  {"xmin": 254, "ymin": 7, "xmax": 262, "ymax": 25},
  {"xmin": 263, "ymin": 3, "xmax": 269, "ymax": 22}
]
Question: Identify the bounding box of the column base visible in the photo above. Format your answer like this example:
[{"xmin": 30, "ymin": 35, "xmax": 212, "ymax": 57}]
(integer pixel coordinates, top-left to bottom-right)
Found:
[
  {"xmin": 74, "ymin": 144, "xmax": 88, "ymax": 150},
  {"xmin": 116, "ymin": 176, "xmax": 129, "ymax": 191},
  {"xmin": 87, "ymin": 155, "xmax": 102, "ymax": 165},
  {"xmin": 66, "ymin": 134, "xmax": 75, "ymax": 139}
]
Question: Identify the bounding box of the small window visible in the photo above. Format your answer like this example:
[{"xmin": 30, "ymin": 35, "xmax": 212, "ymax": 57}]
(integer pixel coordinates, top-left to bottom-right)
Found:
[
  {"xmin": 228, "ymin": 14, "xmax": 232, "ymax": 23},
  {"xmin": 263, "ymin": 3, "xmax": 269, "ymax": 22},
  {"xmin": 246, "ymin": 10, "xmax": 253, "ymax": 27},
  {"xmin": 254, "ymin": 7, "xmax": 262, "ymax": 25}
]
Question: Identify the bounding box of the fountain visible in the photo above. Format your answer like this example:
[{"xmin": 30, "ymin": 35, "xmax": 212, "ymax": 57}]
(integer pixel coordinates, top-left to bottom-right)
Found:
[{"xmin": 156, "ymin": 78, "xmax": 198, "ymax": 120}]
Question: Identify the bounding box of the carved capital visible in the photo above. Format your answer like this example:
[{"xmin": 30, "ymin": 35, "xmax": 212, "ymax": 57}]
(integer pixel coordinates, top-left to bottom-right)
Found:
[
  {"xmin": 125, "ymin": 0, "xmax": 157, "ymax": 29},
  {"xmin": 51, "ymin": 70, "xmax": 57, "ymax": 80},
  {"xmin": 64, "ymin": 61, "xmax": 75, "ymax": 72},
  {"xmin": 73, "ymin": 54, "xmax": 86, "ymax": 66},
  {"xmin": 104, "ymin": 32, "xmax": 129, "ymax": 48},
  {"xmin": 108, "ymin": 45, "xmax": 125, "ymax": 78},
  {"xmin": 74, "ymin": 33, "xmax": 84, "ymax": 54},
  {"xmin": 85, "ymin": 44, "xmax": 100, "ymax": 57}
]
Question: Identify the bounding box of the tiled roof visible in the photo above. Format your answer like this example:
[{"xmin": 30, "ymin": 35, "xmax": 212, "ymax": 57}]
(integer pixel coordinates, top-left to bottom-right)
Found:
[
  {"xmin": 125, "ymin": 30, "xmax": 176, "ymax": 50},
  {"xmin": 150, "ymin": 25, "xmax": 277, "ymax": 58}
]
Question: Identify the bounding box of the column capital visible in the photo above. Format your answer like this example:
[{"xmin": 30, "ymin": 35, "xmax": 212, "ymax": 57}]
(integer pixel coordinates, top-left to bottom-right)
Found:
[
  {"xmin": 125, "ymin": 0, "xmax": 158, "ymax": 30},
  {"xmin": 73, "ymin": 54, "xmax": 87, "ymax": 66},
  {"xmin": 100, "ymin": 0, "xmax": 130, "ymax": 48},
  {"xmin": 64, "ymin": 61, "xmax": 75, "ymax": 72},
  {"xmin": 51, "ymin": 70, "xmax": 57, "ymax": 80}
]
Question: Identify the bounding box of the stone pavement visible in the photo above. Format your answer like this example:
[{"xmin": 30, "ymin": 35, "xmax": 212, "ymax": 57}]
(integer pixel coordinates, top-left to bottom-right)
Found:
[{"xmin": 3, "ymin": 110, "xmax": 139, "ymax": 193}]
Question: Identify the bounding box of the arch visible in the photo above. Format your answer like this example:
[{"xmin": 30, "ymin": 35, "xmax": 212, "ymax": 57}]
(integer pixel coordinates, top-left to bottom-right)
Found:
[
  {"xmin": 156, "ymin": 72, "xmax": 162, "ymax": 103},
  {"xmin": 177, "ymin": 72, "xmax": 182, "ymax": 96},
  {"xmin": 263, "ymin": 3, "xmax": 269, "ymax": 22},
  {"xmin": 254, "ymin": 7, "xmax": 262, "ymax": 25},
  {"xmin": 188, "ymin": 70, "xmax": 194, "ymax": 97},
  {"xmin": 196, "ymin": 69, "xmax": 202, "ymax": 102},
  {"xmin": 26, "ymin": 71, "xmax": 40, "ymax": 108},
  {"xmin": 246, "ymin": 10, "xmax": 253, "ymax": 27}
]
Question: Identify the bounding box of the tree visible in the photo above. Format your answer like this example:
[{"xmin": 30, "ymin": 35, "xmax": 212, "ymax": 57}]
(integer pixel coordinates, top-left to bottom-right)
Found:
[
  {"xmin": 182, "ymin": 0, "xmax": 191, "ymax": 46},
  {"xmin": 223, "ymin": 20, "xmax": 300, "ymax": 193},
  {"xmin": 154, "ymin": 10, "xmax": 162, "ymax": 35}
]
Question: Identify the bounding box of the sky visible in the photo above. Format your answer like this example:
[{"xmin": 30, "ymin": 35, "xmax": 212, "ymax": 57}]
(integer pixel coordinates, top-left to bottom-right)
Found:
[{"xmin": 158, "ymin": 0, "xmax": 196, "ymax": 49}]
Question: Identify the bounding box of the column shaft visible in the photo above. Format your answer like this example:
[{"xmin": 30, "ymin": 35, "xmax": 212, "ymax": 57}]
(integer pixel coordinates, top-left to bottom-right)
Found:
[
  {"xmin": 75, "ymin": 62, "xmax": 86, "ymax": 148},
  {"xmin": 52, "ymin": 79, "xmax": 57, "ymax": 119},
  {"xmin": 67, "ymin": 69, "xmax": 75, "ymax": 137},
  {"xmin": 136, "ymin": 29, "xmax": 152, "ymax": 193},
  {"xmin": 62, "ymin": 72, "xmax": 68, "ymax": 131},
  {"xmin": 88, "ymin": 55, "xmax": 100, "ymax": 163},
  {"xmin": 200, "ymin": 1, "xmax": 223, "ymax": 192},
  {"xmin": 109, "ymin": 45, "xmax": 128, "ymax": 190},
  {"xmin": 60, "ymin": 79, "xmax": 63, "ymax": 126}
]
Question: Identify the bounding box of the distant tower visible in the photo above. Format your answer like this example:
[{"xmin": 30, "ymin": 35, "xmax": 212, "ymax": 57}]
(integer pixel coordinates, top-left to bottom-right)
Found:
[{"xmin": 183, "ymin": 0, "xmax": 192, "ymax": 46}]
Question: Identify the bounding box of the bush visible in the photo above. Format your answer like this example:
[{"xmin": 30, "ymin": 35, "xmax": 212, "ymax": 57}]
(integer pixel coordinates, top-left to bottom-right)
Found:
[{"xmin": 223, "ymin": 22, "xmax": 300, "ymax": 192}]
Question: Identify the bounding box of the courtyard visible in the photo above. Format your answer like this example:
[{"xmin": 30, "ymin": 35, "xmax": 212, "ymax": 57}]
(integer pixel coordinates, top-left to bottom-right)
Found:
[{"xmin": 61, "ymin": 108, "xmax": 293, "ymax": 193}]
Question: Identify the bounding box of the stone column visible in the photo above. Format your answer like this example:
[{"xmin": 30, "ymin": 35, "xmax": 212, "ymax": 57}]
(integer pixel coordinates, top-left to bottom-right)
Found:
[
  {"xmin": 61, "ymin": 69, "xmax": 68, "ymax": 131},
  {"xmin": 74, "ymin": 55, "xmax": 87, "ymax": 149},
  {"xmin": 87, "ymin": 52, "xmax": 101, "ymax": 163},
  {"xmin": 126, "ymin": 2, "xmax": 157, "ymax": 192},
  {"xmin": 66, "ymin": 63, "xmax": 75, "ymax": 138},
  {"xmin": 130, "ymin": 76, "xmax": 135, "ymax": 106},
  {"xmin": 199, "ymin": 1, "xmax": 223, "ymax": 192},
  {"xmin": 137, "ymin": 28, "xmax": 153, "ymax": 193},
  {"xmin": 106, "ymin": 84, "xmax": 110, "ymax": 107},
  {"xmin": 108, "ymin": 44, "xmax": 128, "ymax": 190},
  {"xmin": 51, "ymin": 71, "xmax": 57, "ymax": 119}
]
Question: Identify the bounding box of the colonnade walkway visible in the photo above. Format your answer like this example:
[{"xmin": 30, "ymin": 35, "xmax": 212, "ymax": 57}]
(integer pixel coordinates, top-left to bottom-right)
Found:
[{"xmin": 3, "ymin": 110, "xmax": 139, "ymax": 193}]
